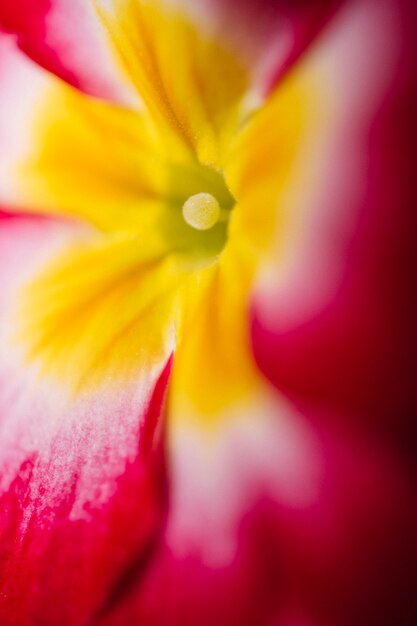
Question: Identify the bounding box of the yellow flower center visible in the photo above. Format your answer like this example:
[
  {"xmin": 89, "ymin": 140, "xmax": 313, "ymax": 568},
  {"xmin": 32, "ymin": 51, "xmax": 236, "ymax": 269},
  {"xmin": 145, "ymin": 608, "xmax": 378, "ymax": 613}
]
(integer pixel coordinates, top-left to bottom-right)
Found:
[{"xmin": 15, "ymin": 1, "xmax": 309, "ymax": 412}]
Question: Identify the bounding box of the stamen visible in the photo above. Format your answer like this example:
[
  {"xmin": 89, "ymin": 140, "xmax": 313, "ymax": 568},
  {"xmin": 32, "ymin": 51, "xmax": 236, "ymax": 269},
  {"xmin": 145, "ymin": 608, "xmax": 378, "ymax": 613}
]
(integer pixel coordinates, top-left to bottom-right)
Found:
[{"xmin": 182, "ymin": 192, "xmax": 220, "ymax": 230}]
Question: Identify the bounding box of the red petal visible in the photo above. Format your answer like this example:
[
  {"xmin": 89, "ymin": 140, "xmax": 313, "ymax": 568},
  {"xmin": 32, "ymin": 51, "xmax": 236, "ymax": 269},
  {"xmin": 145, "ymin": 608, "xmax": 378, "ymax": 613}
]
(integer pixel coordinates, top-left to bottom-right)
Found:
[
  {"xmin": 97, "ymin": 405, "xmax": 417, "ymax": 626},
  {"xmin": 252, "ymin": 0, "xmax": 417, "ymax": 454},
  {"xmin": 0, "ymin": 213, "xmax": 171, "ymax": 626},
  {"xmin": 98, "ymin": 395, "xmax": 323, "ymax": 626}
]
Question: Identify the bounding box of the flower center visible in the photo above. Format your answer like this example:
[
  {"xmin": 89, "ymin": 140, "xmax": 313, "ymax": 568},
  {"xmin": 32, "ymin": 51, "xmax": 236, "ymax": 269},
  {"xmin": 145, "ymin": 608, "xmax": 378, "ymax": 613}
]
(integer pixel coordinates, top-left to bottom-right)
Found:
[
  {"xmin": 182, "ymin": 192, "xmax": 220, "ymax": 230},
  {"xmin": 156, "ymin": 162, "xmax": 235, "ymax": 266}
]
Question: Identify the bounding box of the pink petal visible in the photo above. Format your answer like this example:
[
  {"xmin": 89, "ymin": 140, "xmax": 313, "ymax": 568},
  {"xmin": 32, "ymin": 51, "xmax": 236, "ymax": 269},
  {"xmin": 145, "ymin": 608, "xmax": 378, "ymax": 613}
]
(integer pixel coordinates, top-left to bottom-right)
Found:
[
  {"xmin": 98, "ymin": 391, "xmax": 325, "ymax": 626},
  {"xmin": 0, "ymin": 1, "xmax": 136, "ymax": 103},
  {"xmin": 194, "ymin": 0, "xmax": 343, "ymax": 96},
  {"xmin": 249, "ymin": 1, "xmax": 417, "ymax": 622},
  {"xmin": 0, "ymin": 0, "xmax": 342, "ymax": 108},
  {"xmin": 0, "ymin": 213, "xmax": 171, "ymax": 625},
  {"xmin": 252, "ymin": 0, "xmax": 417, "ymax": 452},
  {"xmin": 0, "ymin": 34, "xmax": 51, "ymax": 209},
  {"xmin": 97, "ymin": 401, "xmax": 417, "ymax": 626}
]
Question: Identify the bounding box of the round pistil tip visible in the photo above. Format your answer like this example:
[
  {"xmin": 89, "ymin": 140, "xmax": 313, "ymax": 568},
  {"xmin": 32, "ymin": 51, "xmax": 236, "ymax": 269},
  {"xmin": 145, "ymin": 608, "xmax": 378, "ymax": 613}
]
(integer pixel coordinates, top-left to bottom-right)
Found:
[{"xmin": 182, "ymin": 192, "xmax": 220, "ymax": 230}]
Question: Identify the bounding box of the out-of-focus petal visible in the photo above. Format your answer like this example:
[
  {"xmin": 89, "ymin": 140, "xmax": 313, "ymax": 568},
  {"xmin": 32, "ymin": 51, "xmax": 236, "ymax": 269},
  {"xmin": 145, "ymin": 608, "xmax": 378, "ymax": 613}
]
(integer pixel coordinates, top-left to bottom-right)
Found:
[
  {"xmin": 252, "ymin": 0, "xmax": 417, "ymax": 450},
  {"xmin": 0, "ymin": 1, "xmax": 136, "ymax": 104},
  {"xmin": 187, "ymin": 0, "xmax": 344, "ymax": 93},
  {"xmin": 0, "ymin": 0, "xmax": 341, "ymax": 106},
  {"xmin": 224, "ymin": 63, "xmax": 311, "ymax": 258},
  {"xmin": 0, "ymin": 37, "xmax": 164, "ymax": 229},
  {"xmin": 0, "ymin": 212, "xmax": 172, "ymax": 626},
  {"xmin": 99, "ymin": 420, "xmax": 417, "ymax": 626},
  {"xmin": 96, "ymin": 367, "xmax": 417, "ymax": 626},
  {"xmin": 247, "ymin": 1, "xmax": 417, "ymax": 622},
  {"xmin": 94, "ymin": 0, "xmax": 248, "ymax": 166},
  {"xmin": 94, "ymin": 0, "xmax": 341, "ymax": 165},
  {"xmin": 99, "ymin": 390, "xmax": 324, "ymax": 626}
]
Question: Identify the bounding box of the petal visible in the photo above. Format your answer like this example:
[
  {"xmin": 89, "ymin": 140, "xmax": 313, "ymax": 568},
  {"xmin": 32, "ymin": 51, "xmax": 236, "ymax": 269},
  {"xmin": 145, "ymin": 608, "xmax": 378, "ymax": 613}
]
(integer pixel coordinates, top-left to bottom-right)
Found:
[
  {"xmin": 0, "ymin": 1, "xmax": 136, "ymax": 103},
  {"xmin": 251, "ymin": 0, "xmax": 417, "ymax": 451},
  {"xmin": 0, "ymin": 0, "xmax": 340, "ymax": 106},
  {"xmin": 187, "ymin": 0, "xmax": 343, "ymax": 93},
  {"xmin": 171, "ymin": 242, "xmax": 259, "ymax": 420},
  {"xmin": 13, "ymin": 227, "xmax": 180, "ymax": 394},
  {"xmin": 0, "ymin": 212, "xmax": 172, "ymax": 625},
  {"xmin": 94, "ymin": 0, "xmax": 249, "ymax": 166},
  {"xmin": 0, "ymin": 37, "xmax": 164, "ymax": 229},
  {"xmin": 224, "ymin": 58, "xmax": 312, "ymax": 257},
  {"xmin": 90, "ymin": 239, "xmax": 323, "ymax": 624},
  {"xmin": 93, "ymin": 0, "xmax": 340, "ymax": 166},
  {"xmin": 99, "ymin": 420, "xmax": 417, "ymax": 626}
]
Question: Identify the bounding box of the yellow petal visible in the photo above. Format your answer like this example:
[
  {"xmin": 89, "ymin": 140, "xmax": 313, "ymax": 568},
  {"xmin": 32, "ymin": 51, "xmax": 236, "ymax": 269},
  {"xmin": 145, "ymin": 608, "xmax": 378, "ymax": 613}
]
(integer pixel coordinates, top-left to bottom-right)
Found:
[
  {"xmin": 225, "ymin": 70, "xmax": 313, "ymax": 257},
  {"xmin": 16, "ymin": 232, "xmax": 183, "ymax": 393},
  {"xmin": 169, "ymin": 239, "xmax": 260, "ymax": 427},
  {"xmin": 95, "ymin": 0, "xmax": 249, "ymax": 167},
  {"xmin": 12, "ymin": 76, "xmax": 166, "ymax": 232}
]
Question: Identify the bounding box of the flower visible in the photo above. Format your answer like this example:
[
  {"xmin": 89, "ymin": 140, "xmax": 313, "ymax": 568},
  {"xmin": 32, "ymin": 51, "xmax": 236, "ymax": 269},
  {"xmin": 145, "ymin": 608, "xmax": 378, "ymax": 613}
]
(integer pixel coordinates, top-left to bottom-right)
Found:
[{"xmin": 0, "ymin": 1, "xmax": 416, "ymax": 625}]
